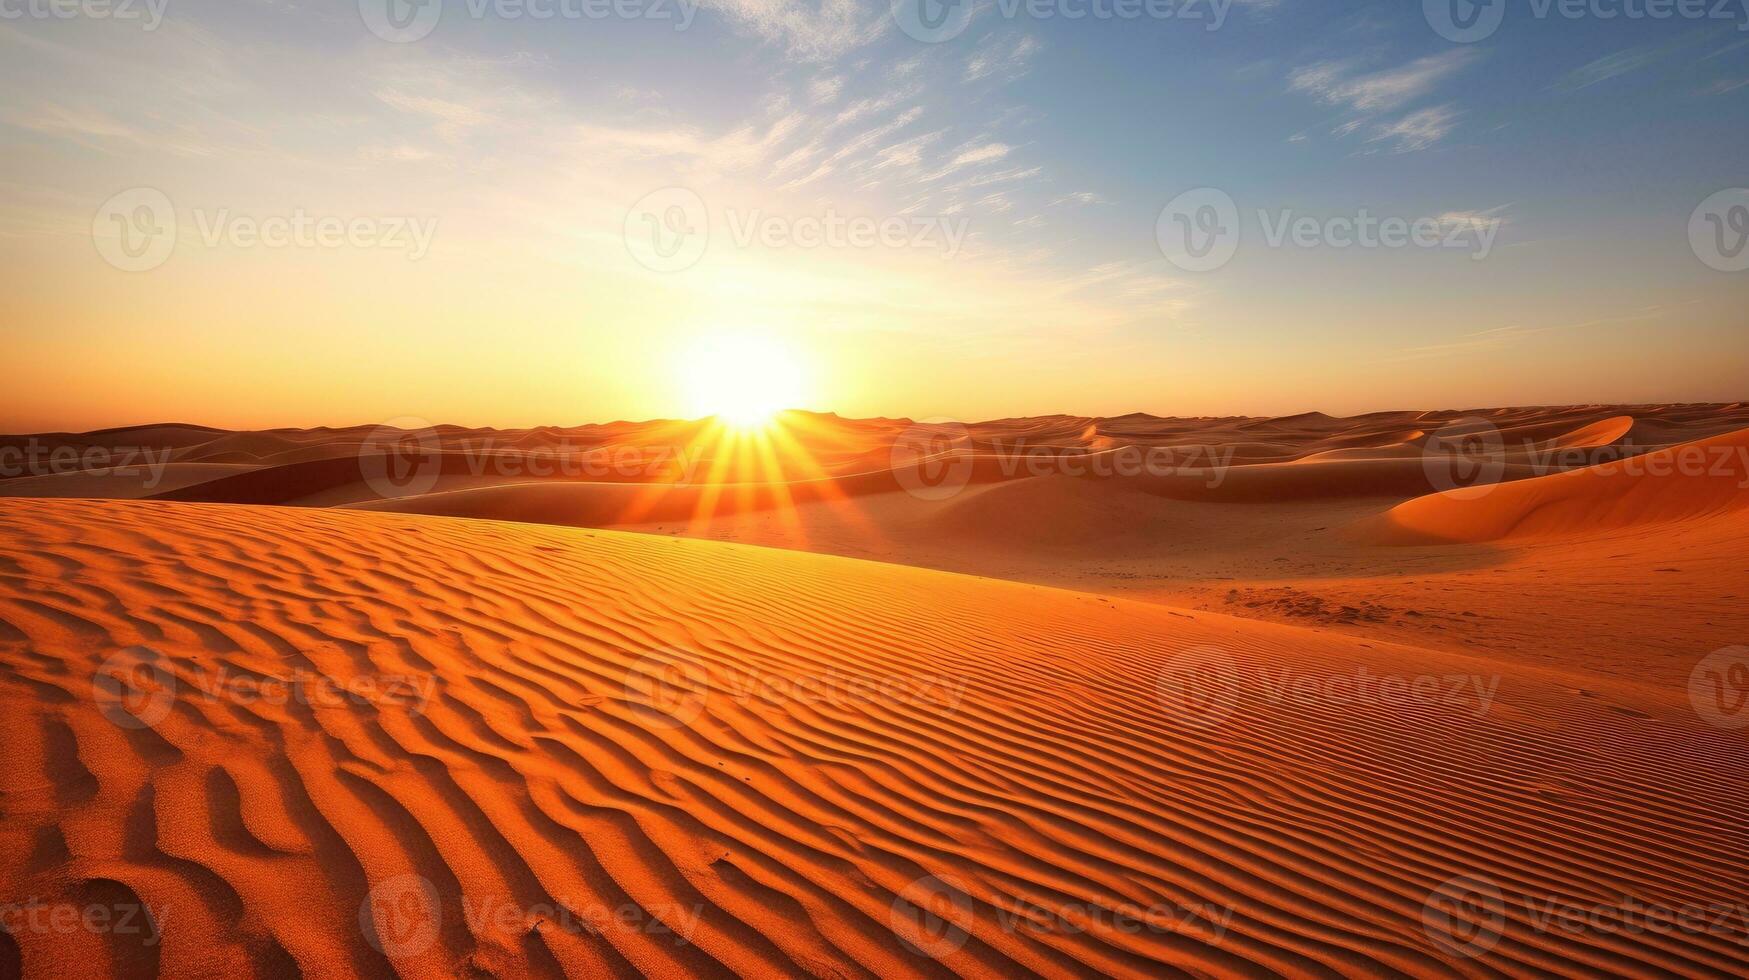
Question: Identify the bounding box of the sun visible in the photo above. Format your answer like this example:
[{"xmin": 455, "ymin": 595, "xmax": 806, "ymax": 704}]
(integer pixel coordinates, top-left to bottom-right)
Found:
[{"xmin": 678, "ymin": 335, "xmax": 806, "ymax": 429}]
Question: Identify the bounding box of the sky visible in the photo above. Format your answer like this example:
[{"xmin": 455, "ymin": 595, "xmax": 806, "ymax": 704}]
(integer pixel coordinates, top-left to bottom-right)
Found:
[{"xmin": 2, "ymin": 0, "xmax": 1747, "ymax": 431}]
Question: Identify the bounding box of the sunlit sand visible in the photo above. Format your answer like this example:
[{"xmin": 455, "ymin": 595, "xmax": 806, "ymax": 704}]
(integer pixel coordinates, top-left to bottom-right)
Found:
[{"xmin": 3, "ymin": 405, "xmax": 1747, "ymax": 976}]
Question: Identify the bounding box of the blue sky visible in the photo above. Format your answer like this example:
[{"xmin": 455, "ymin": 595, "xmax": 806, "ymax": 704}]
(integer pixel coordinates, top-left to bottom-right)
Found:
[{"xmin": 2, "ymin": 0, "xmax": 1746, "ymax": 428}]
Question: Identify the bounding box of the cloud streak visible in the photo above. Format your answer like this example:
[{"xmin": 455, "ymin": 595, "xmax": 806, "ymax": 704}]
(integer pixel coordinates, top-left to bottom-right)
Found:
[{"xmin": 1290, "ymin": 50, "xmax": 1475, "ymax": 114}]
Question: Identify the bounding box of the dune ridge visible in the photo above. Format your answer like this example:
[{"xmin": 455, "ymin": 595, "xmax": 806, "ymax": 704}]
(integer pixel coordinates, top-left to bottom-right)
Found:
[
  {"xmin": 2, "ymin": 499, "xmax": 1746, "ymax": 977},
  {"xmin": 1364, "ymin": 426, "xmax": 1749, "ymax": 544},
  {"xmin": 14, "ymin": 405, "xmax": 1739, "ymax": 515}
]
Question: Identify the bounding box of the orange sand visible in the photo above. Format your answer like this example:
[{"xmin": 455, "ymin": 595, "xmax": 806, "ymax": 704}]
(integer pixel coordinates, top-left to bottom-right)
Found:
[{"xmin": 3, "ymin": 404, "xmax": 1748, "ymax": 977}]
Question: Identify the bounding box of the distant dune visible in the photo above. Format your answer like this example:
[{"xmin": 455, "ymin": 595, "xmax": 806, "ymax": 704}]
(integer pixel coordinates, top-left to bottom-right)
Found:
[{"xmin": 1364, "ymin": 425, "xmax": 1749, "ymax": 544}]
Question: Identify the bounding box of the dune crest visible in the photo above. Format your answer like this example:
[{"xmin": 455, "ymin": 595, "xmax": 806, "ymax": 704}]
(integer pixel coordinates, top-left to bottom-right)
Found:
[{"xmin": 1362, "ymin": 426, "xmax": 1749, "ymax": 544}]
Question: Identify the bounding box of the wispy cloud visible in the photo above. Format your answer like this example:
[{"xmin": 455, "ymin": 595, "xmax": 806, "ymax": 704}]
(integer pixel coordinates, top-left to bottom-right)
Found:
[
  {"xmin": 1380, "ymin": 307, "xmax": 1668, "ymax": 363},
  {"xmin": 1436, "ymin": 204, "xmax": 1513, "ymax": 227},
  {"xmin": 965, "ymin": 34, "xmax": 1041, "ymax": 83},
  {"xmin": 1289, "ymin": 50, "xmax": 1475, "ymax": 114},
  {"xmin": 1552, "ymin": 46, "xmax": 1666, "ymax": 93},
  {"xmin": 699, "ymin": 0, "xmax": 885, "ymax": 61},
  {"xmin": 949, "ymin": 142, "xmax": 1012, "ymax": 168},
  {"xmin": 872, "ymin": 130, "xmax": 944, "ymax": 170},
  {"xmin": 1550, "ymin": 32, "xmax": 1724, "ymax": 94},
  {"xmin": 1368, "ymin": 104, "xmax": 1462, "ymax": 153},
  {"xmin": 807, "ymin": 75, "xmax": 844, "ymax": 105}
]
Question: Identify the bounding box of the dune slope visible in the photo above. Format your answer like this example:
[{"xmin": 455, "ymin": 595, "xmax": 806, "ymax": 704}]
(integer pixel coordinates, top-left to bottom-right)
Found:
[
  {"xmin": 1, "ymin": 500, "xmax": 1746, "ymax": 978},
  {"xmin": 1364, "ymin": 427, "xmax": 1749, "ymax": 544}
]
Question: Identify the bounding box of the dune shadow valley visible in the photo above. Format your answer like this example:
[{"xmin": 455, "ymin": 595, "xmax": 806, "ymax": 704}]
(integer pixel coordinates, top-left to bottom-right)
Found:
[{"xmin": 0, "ymin": 405, "xmax": 1746, "ymax": 978}]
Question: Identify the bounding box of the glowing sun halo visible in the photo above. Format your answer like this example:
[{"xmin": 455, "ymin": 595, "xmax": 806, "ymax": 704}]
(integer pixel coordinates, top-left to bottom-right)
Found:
[{"xmin": 680, "ymin": 336, "xmax": 806, "ymax": 429}]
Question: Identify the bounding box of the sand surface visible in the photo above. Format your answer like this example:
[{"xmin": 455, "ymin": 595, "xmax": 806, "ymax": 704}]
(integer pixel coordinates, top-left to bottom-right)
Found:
[{"xmin": 3, "ymin": 405, "xmax": 1748, "ymax": 977}]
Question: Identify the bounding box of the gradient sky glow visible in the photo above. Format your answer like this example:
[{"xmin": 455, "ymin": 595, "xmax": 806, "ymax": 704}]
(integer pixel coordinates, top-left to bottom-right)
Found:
[{"xmin": 3, "ymin": 0, "xmax": 1747, "ymax": 431}]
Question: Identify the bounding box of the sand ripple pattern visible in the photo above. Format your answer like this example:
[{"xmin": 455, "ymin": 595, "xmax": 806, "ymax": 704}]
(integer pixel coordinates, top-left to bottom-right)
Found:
[{"xmin": 0, "ymin": 499, "xmax": 1745, "ymax": 978}]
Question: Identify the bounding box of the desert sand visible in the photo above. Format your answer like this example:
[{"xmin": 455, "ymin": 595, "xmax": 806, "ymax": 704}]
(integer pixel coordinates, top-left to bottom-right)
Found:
[{"xmin": 2, "ymin": 405, "xmax": 1748, "ymax": 977}]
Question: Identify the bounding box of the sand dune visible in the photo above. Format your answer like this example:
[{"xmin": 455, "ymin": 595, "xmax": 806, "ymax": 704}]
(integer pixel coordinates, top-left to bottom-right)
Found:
[
  {"xmin": 1365, "ymin": 426, "xmax": 1749, "ymax": 544},
  {"xmin": 9, "ymin": 405, "xmax": 1725, "ymax": 518},
  {"xmin": 1535, "ymin": 415, "xmax": 1635, "ymax": 451},
  {"xmin": 12, "ymin": 405, "xmax": 1734, "ymax": 691},
  {"xmin": 0, "ymin": 464, "xmax": 254, "ymax": 500},
  {"xmin": 3, "ymin": 499, "xmax": 1747, "ymax": 978},
  {"xmin": 6, "ymin": 407, "xmax": 1749, "ymax": 978}
]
